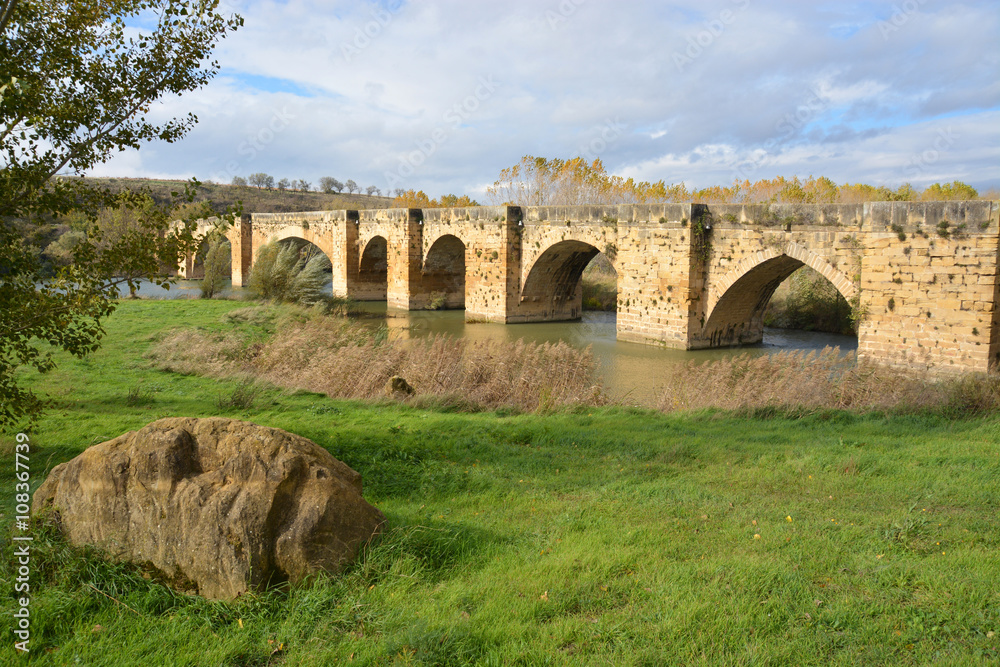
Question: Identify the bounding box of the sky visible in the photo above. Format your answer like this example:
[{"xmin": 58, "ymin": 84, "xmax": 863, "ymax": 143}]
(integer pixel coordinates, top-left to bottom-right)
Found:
[{"xmin": 91, "ymin": 0, "xmax": 1000, "ymax": 200}]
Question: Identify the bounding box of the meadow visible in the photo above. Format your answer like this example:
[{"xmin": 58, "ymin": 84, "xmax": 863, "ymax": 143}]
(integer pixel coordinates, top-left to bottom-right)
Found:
[{"xmin": 1, "ymin": 299, "xmax": 997, "ymax": 666}]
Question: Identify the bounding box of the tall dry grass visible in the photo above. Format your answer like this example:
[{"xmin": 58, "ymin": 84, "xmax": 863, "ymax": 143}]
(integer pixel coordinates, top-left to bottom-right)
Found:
[
  {"xmin": 148, "ymin": 307, "xmax": 997, "ymax": 417},
  {"xmin": 148, "ymin": 313, "xmax": 605, "ymax": 412},
  {"xmin": 656, "ymin": 348, "xmax": 1000, "ymax": 416}
]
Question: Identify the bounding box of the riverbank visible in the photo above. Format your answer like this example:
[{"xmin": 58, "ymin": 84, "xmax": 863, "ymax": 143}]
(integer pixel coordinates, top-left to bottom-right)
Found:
[{"xmin": 1, "ymin": 299, "xmax": 998, "ymax": 664}]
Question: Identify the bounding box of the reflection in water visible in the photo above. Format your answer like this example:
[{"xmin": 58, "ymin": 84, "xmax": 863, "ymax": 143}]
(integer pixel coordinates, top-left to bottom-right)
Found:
[
  {"xmin": 133, "ymin": 280, "xmax": 858, "ymax": 405},
  {"xmin": 351, "ymin": 303, "xmax": 858, "ymax": 405}
]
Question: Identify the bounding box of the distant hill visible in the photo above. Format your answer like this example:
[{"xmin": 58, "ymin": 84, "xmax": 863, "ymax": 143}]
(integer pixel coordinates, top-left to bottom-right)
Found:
[{"xmin": 76, "ymin": 177, "xmax": 394, "ymax": 215}]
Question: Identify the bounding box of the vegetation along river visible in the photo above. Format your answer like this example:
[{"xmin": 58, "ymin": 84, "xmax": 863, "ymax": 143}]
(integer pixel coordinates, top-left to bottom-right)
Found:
[{"xmin": 131, "ymin": 279, "xmax": 858, "ymax": 405}]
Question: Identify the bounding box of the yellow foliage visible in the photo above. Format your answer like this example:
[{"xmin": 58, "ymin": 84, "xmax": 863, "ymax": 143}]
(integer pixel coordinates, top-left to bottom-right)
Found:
[
  {"xmin": 486, "ymin": 156, "xmax": 978, "ymax": 206},
  {"xmin": 391, "ymin": 190, "xmax": 480, "ymax": 208}
]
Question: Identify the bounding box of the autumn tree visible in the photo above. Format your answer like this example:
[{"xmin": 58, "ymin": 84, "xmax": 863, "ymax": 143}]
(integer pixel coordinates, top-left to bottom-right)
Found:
[
  {"xmin": 0, "ymin": 0, "xmax": 241, "ymax": 428},
  {"xmin": 922, "ymin": 181, "xmax": 978, "ymax": 201},
  {"xmin": 391, "ymin": 190, "xmax": 480, "ymax": 208}
]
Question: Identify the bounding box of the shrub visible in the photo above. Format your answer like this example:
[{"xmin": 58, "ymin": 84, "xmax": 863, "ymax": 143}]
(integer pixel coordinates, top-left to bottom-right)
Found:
[
  {"xmin": 764, "ymin": 266, "xmax": 854, "ymax": 335},
  {"xmin": 200, "ymin": 239, "xmax": 230, "ymax": 299},
  {"xmin": 246, "ymin": 241, "xmax": 342, "ymax": 310}
]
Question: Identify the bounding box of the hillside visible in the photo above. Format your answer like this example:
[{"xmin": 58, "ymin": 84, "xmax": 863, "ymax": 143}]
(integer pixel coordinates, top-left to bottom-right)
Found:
[{"xmin": 77, "ymin": 177, "xmax": 395, "ymax": 215}]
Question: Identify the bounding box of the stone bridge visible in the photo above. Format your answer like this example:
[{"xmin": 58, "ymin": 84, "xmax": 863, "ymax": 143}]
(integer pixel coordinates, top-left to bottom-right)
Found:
[{"xmin": 185, "ymin": 201, "xmax": 1000, "ymax": 375}]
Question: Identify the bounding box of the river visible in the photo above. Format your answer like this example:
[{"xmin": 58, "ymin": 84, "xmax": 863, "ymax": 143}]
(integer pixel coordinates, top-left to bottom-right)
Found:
[{"xmin": 127, "ymin": 279, "xmax": 858, "ymax": 405}]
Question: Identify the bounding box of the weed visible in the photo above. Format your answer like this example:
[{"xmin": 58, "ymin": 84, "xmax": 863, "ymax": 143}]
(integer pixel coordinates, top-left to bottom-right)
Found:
[
  {"xmin": 216, "ymin": 378, "xmax": 260, "ymax": 410},
  {"xmin": 125, "ymin": 384, "xmax": 155, "ymax": 407}
]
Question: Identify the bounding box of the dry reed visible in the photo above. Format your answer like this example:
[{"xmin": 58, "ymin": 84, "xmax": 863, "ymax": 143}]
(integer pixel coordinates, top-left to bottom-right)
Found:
[
  {"xmin": 656, "ymin": 348, "xmax": 1000, "ymax": 416},
  {"xmin": 149, "ymin": 311, "xmax": 997, "ymax": 417},
  {"xmin": 149, "ymin": 315, "xmax": 606, "ymax": 412}
]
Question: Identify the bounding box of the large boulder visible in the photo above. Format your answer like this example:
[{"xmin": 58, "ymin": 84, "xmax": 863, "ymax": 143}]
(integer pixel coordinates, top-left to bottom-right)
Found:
[{"xmin": 33, "ymin": 418, "xmax": 384, "ymax": 600}]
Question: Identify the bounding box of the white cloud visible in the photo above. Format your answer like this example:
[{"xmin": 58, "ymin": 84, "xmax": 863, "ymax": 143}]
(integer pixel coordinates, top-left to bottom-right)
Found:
[{"xmin": 94, "ymin": 0, "xmax": 1000, "ymax": 197}]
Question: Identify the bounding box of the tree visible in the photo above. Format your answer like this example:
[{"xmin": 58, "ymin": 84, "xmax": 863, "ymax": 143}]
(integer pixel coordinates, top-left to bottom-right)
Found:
[
  {"xmin": 231, "ymin": 175, "xmax": 247, "ymax": 187},
  {"xmin": 366, "ymin": 185, "xmax": 379, "ymax": 196},
  {"xmin": 318, "ymin": 176, "xmax": 342, "ymax": 194},
  {"xmin": 922, "ymin": 181, "xmax": 978, "ymax": 201},
  {"xmin": 276, "ymin": 177, "xmax": 290, "ymax": 191},
  {"xmin": 0, "ymin": 0, "xmax": 241, "ymax": 428},
  {"xmin": 248, "ymin": 172, "xmax": 274, "ymax": 189},
  {"xmin": 344, "ymin": 179, "xmax": 358, "ymax": 194},
  {"xmin": 200, "ymin": 237, "xmax": 230, "ymax": 299},
  {"xmin": 296, "ymin": 179, "xmax": 312, "ymax": 192}
]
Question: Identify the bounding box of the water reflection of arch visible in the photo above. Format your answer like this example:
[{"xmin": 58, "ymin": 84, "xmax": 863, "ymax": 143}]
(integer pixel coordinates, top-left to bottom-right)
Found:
[
  {"xmin": 356, "ymin": 235, "xmax": 388, "ymax": 301},
  {"xmin": 422, "ymin": 233, "xmax": 466, "ymax": 309},
  {"xmin": 520, "ymin": 239, "xmax": 618, "ymax": 321},
  {"xmin": 702, "ymin": 243, "xmax": 856, "ymax": 346}
]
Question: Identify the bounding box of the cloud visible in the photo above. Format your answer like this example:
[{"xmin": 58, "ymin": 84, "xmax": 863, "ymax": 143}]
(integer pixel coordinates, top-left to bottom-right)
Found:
[{"xmin": 96, "ymin": 0, "xmax": 1000, "ymax": 197}]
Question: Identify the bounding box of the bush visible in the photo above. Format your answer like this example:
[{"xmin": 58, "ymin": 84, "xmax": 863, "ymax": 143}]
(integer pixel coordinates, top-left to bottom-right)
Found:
[
  {"xmin": 200, "ymin": 240, "xmax": 231, "ymax": 299},
  {"xmin": 246, "ymin": 241, "xmax": 341, "ymax": 310},
  {"xmin": 764, "ymin": 266, "xmax": 854, "ymax": 335}
]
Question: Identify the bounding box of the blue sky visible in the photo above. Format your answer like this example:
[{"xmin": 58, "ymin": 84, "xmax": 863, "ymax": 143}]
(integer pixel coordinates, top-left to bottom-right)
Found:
[{"xmin": 95, "ymin": 0, "xmax": 1000, "ymax": 199}]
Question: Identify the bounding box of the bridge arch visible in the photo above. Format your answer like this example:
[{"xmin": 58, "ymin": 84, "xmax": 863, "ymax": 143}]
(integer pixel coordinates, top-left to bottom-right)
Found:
[
  {"xmin": 187, "ymin": 235, "xmax": 232, "ymax": 280},
  {"xmin": 521, "ymin": 239, "xmax": 618, "ymax": 320},
  {"xmin": 422, "ymin": 234, "xmax": 466, "ymax": 309},
  {"xmin": 703, "ymin": 243, "xmax": 856, "ymax": 346},
  {"xmin": 356, "ymin": 235, "xmax": 388, "ymax": 300}
]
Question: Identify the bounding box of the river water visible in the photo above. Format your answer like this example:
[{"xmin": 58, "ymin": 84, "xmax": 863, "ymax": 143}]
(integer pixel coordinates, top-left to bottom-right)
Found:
[{"xmin": 129, "ymin": 279, "xmax": 858, "ymax": 405}]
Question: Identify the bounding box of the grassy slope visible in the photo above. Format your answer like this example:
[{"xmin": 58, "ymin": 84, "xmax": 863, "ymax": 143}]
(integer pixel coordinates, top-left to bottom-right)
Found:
[
  {"xmin": 80, "ymin": 177, "xmax": 394, "ymax": 214},
  {"xmin": 1, "ymin": 300, "xmax": 998, "ymax": 666}
]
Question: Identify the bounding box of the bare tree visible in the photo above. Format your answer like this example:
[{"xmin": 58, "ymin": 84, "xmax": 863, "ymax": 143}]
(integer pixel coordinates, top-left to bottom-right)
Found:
[
  {"xmin": 248, "ymin": 172, "xmax": 274, "ymax": 189},
  {"xmin": 345, "ymin": 179, "xmax": 358, "ymax": 194},
  {"xmin": 366, "ymin": 185, "xmax": 379, "ymax": 196},
  {"xmin": 319, "ymin": 176, "xmax": 343, "ymax": 194}
]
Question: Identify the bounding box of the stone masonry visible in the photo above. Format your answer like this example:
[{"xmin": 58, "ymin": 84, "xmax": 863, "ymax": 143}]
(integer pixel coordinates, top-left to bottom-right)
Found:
[{"xmin": 181, "ymin": 201, "xmax": 999, "ymax": 375}]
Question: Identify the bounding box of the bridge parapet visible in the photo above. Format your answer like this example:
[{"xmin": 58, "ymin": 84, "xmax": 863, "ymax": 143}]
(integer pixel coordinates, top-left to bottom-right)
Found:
[{"xmin": 196, "ymin": 201, "xmax": 996, "ymax": 375}]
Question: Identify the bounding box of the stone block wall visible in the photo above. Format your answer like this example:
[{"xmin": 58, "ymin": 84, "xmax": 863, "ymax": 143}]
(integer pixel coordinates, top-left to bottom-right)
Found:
[
  {"xmin": 857, "ymin": 201, "xmax": 999, "ymax": 374},
  {"xmin": 209, "ymin": 200, "xmax": 998, "ymax": 376}
]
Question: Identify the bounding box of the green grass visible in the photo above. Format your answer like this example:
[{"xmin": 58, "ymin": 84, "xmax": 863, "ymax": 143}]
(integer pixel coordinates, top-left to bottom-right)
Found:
[{"xmin": 1, "ymin": 300, "xmax": 998, "ymax": 665}]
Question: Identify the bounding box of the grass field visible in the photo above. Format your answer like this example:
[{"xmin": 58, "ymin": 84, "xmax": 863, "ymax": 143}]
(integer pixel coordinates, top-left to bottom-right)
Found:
[{"xmin": 1, "ymin": 300, "xmax": 998, "ymax": 665}]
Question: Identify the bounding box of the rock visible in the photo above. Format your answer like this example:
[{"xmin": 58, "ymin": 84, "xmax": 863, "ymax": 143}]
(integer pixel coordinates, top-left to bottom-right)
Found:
[
  {"xmin": 32, "ymin": 418, "xmax": 384, "ymax": 600},
  {"xmin": 385, "ymin": 375, "xmax": 415, "ymax": 397}
]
